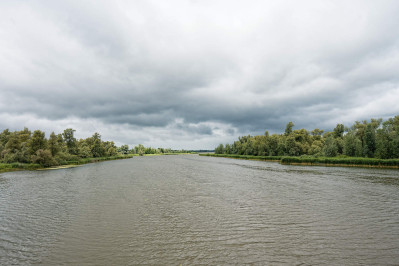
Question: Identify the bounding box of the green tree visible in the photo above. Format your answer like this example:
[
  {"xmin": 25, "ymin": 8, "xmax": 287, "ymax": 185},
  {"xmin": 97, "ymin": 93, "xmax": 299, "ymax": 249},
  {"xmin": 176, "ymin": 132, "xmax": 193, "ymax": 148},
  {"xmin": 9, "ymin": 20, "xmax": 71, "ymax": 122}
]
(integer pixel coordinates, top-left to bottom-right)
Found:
[
  {"xmin": 63, "ymin": 128, "xmax": 77, "ymax": 155},
  {"xmin": 136, "ymin": 144, "xmax": 145, "ymax": 156},
  {"xmin": 18, "ymin": 127, "xmax": 31, "ymax": 144},
  {"xmin": 91, "ymin": 132, "xmax": 105, "ymax": 157},
  {"xmin": 285, "ymin": 136, "xmax": 300, "ymax": 156},
  {"xmin": 31, "ymin": 149, "xmax": 57, "ymax": 167},
  {"xmin": 78, "ymin": 144, "xmax": 92, "ymax": 158},
  {"xmin": 309, "ymin": 140, "xmax": 323, "ymax": 155},
  {"xmin": 48, "ymin": 132, "xmax": 60, "ymax": 156},
  {"xmin": 29, "ymin": 130, "xmax": 47, "ymax": 155},
  {"xmin": 5, "ymin": 132, "xmax": 21, "ymax": 153},
  {"xmin": 323, "ymin": 136, "xmax": 338, "ymax": 157},
  {"xmin": 333, "ymin": 124, "xmax": 345, "ymax": 138},
  {"xmin": 107, "ymin": 146, "xmax": 117, "ymax": 156},
  {"xmin": 224, "ymin": 144, "xmax": 231, "ymax": 154},
  {"xmin": 0, "ymin": 129, "xmax": 11, "ymax": 151},
  {"xmin": 215, "ymin": 144, "xmax": 224, "ymax": 154},
  {"xmin": 311, "ymin": 128, "xmax": 324, "ymax": 138},
  {"xmin": 285, "ymin": 122, "xmax": 294, "ymax": 136},
  {"xmin": 363, "ymin": 124, "xmax": 376, "ymax": 157},
  {"xmin": 343, "ymin": 133, "xmax": 357, "ymax": 157},
  {"xmin": 104, "ymin": 141, "xmax": 117, "ymax": 156},
  {"xmin": 119, "ymin": 144, "xmax": 129, "ymax": 155}
]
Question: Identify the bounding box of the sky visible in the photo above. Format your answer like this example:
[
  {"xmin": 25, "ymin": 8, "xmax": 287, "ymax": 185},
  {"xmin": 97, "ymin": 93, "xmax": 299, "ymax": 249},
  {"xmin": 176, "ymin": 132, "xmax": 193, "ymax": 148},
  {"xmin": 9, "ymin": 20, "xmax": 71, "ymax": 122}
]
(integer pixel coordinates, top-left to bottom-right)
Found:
[{"xmin": 1, "ymin": 0, "xmax": 399, "ymax": 149}]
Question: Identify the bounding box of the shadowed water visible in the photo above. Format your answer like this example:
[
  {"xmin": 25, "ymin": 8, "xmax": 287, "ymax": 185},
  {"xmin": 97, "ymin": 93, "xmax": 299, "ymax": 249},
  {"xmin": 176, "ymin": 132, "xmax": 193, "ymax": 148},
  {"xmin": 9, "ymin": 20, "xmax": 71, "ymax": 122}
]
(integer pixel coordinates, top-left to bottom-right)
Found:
[{"xmin": 1, "ymin": 155, "xmax": 399, "ymax": 265}]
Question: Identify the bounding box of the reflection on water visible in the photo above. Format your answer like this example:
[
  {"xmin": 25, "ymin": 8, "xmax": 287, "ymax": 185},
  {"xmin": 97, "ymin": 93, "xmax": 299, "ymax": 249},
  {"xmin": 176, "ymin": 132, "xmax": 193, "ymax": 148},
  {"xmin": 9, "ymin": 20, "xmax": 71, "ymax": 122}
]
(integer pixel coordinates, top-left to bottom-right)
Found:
[{"xmin": 1, "ymin": 155, "xmax": 399, "ymax": 265}]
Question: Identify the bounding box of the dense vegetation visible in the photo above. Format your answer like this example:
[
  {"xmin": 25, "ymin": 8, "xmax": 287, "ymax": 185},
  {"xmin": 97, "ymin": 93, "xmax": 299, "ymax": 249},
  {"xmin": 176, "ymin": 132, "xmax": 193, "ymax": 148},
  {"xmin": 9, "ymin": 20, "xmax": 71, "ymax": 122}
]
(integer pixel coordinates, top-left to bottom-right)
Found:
[
  {"xmin": 215, "ymin": 116, "xmax": 399, "ymax": 159},
  {"xmin": 0, "ymin": 128, "xmax": 183, "ymax": 169},
  {"xmin": 200, "ymin": 153, "xmax": 399, "ymax": 168}
]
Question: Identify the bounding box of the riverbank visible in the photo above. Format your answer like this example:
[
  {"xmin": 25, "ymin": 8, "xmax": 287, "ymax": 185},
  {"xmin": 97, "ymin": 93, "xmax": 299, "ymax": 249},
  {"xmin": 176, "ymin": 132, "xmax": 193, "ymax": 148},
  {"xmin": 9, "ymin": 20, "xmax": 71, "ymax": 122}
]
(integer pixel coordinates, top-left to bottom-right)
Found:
[
  {"xmin": 0, "ymin": 153, "xmax": 197, "ymax": 173},
  {"xmin": 0, "ymin": 154, "xmax": 135, "ymax": 173},
  {"xmin": 199, "ymin": 154, "xmax": 399, "ymax": 169},
  {"xmin": 199, "ymin": 153, "xmax": 282, "ymax": 161}
]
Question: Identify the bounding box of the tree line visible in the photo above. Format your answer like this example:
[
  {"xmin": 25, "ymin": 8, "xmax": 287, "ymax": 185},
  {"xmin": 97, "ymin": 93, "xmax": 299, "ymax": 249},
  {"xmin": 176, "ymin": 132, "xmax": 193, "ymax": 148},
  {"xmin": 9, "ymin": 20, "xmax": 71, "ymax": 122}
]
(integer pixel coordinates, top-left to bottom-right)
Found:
[
  {"xmin": 215, "ymin": 116, "xmax": 399, "ymax": 159},
  {"xmin": 0, "ymin": 128, "xmax": 178, "ymax": 167}
]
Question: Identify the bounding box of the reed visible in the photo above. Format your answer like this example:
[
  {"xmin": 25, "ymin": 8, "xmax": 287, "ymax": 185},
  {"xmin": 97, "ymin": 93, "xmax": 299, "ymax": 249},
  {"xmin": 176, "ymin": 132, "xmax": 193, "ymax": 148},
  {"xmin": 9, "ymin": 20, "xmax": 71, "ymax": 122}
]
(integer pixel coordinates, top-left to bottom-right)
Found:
[
  {"xmin": 0, "ymin": 155, "xmax": 135, "ymax": 173},
  {"xmin": 281, "ymin": 157, "xmax": 399, "ymax": 167},
  {"xmin": 199, "ymin": 154, "xmax": 283, "ymax": 161},
  {"xmin": 201, "ymin": 154, "xmax": 399, "ymax": 168}
]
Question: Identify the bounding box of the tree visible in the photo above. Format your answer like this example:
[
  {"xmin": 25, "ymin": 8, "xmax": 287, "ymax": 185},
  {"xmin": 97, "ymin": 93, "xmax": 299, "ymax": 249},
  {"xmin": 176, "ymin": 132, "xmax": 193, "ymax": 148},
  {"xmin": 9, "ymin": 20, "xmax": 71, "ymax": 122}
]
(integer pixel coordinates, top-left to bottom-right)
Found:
[
  {"xmin": 352, "ymin": 120, "xmax": 367, "ymax": 143},
  {"xmin": 31, "ymin": 149, "xmax": 57, "ymax": 167},
  {"xmin": 309, "ymin": 140, "xmax": 323, "ymax": 155},
  {"xmin": 63, "ymin": 128, "xmax": 77, "ymax": 155},
  {"xmin": 333, "ymin": 124, "xmax": 345, "ymax": 138},
  {"xmin": 48, "ymin": 132, "xmax": 60, "ymax": 156},
  {"xmin": 90, "ymin": 132, "xmax": 105, "ymax": 157},
  {"xmin": 343, "ymin": 133, "xmax": 357, "ymax": 157},
  {"xmin": 311, "ymin": 128, "xmax": 324, "ymax": 142},
  {"xmin": 5, "ymin": 132, "xmax": 21, "ymax": 153},
  {"xmin": 363, "ymin": 123, "xmax": 376, "ymax": 157},
  {"xmin": 136, "ymin": 144, "xmax": 145, "ymax": 156},
  {"xmin": 286, "ymin": 136, "xmax": 300, "ymax": 156},
  {"xmin": 29, "ymin": 130, "xmax": 47, "ymax": 155},
  {"xmin": 215, "ymin": 144, "xmax": 224, "ymax": 154},
  {"xmin": 224, "ymin": 144, "xmax": 231, "ymax": 154},
  {"xmin": 323, "ymin": 136, "xmax": 338, "ymax": 157},
  {"xmin": 119, "ymin": 145, "xmax": 129, "ymax": 155},
  {"xmin": 107, "ymin": 146, "xmax": 117, "ymax": 156},
  {"xmin": 18, "ymin": 127, "xmax": 31, "ymax": 143},
  {"xmin": 78, "ymin": 144, "xmax": 92, "ymax": 158},
  {"xmin": 285, "ymin": 122, "xmax": 294, "ymax": 136},
  {"xmin": 0, "ymin": 129, "xmax": 11, "ymax": 148},
  {"xmin": 104, "ymin": 141, "xmax": 117, "ymax": 156}
]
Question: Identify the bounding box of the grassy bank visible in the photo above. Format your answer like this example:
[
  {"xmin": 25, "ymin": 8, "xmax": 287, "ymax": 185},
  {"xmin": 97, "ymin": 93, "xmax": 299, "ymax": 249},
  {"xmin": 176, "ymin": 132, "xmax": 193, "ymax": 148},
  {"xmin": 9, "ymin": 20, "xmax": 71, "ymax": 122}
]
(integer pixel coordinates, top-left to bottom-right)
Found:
[
  {"xmin": 60, "ymin": 154, "xmax": 135, "ymax": 165},
  {"xmin": 0, "ymin": 153, "xmax": 198, "ymax": 173},
  {"xmin": 0, "ymin": 163, "xmax": 42, "ymax": 173},
  {"xmin": 280, "ymin": 157, "xmax": 399, "ymax": 168},
  {"xmin": 199, "ymin": 153, "xmax": 283, "ymax": 161},
  {"xmin": 0, "ymin": 154, "xmax": 135, "ymax": 173},
  {"xmin": 200, "ymin": 154, "xmax": 399, "ymax": 169}
]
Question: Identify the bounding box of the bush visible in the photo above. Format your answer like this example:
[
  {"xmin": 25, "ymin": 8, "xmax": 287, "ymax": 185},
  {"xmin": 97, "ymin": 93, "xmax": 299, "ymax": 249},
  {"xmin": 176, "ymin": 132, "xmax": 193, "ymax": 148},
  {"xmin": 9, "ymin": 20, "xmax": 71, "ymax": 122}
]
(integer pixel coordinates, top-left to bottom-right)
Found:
[{"xmin": 31, "ymin": 149, "xmax": 58, "ymax": 167}]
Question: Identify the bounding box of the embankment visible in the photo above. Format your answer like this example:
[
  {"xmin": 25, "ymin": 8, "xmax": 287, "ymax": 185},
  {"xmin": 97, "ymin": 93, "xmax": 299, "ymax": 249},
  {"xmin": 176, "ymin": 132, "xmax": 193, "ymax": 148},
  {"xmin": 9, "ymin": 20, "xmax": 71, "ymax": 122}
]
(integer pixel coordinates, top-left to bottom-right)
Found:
[{"xmin": 199, "ymin": 154, "xmax": 399, "ymax": 169}]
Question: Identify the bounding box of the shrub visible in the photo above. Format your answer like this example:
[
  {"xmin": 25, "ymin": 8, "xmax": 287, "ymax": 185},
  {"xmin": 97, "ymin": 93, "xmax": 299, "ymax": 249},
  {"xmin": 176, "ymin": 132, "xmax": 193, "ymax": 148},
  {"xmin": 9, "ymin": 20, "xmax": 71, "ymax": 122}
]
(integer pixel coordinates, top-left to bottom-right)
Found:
[{"xmin": 31, "ymin": 149, "xmax": 58, "ymax": 167}]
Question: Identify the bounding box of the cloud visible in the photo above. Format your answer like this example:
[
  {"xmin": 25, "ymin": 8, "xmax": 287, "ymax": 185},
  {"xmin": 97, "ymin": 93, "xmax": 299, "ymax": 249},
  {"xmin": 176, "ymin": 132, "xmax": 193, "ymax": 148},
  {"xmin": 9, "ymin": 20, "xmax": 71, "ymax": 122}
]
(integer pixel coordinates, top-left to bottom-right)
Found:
[{"xmin": 0, "ymin": 0, "xmax": 399, "ymax": 149}]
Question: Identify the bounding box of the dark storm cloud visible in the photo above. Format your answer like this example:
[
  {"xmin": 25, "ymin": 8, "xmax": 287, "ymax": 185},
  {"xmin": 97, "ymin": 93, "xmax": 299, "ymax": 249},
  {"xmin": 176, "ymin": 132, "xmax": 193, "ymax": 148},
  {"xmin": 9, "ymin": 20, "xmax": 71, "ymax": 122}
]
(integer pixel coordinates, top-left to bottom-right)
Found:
[{"xmin": 1, "ymin": 0, "xmax": 399, "ymax": 149}]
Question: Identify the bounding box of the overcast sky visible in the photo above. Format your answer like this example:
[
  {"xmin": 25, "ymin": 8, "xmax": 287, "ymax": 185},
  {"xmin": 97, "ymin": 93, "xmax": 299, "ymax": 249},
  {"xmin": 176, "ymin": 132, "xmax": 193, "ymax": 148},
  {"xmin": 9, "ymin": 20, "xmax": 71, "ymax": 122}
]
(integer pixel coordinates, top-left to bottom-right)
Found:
[{"xmin": 1, "ymin": 0, "xmax": 399, "ymax": 149}]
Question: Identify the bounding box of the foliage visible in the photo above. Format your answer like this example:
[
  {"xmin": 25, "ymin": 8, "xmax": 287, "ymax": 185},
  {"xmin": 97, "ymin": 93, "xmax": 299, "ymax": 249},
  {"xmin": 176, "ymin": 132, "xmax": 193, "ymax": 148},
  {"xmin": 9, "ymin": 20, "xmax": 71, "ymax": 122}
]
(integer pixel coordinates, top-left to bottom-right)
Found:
[
  {"xmin": 214, "ymin": 116, "xmax": 399, "ymax": 160},
  {"xmin": 280, "ymin": 156, "xmax": 399, "ymax": 167},
  {"xmin": 0, "ymin": 127, "xmax": 191, "ymax": 170},
  {"xmin": 31, "ymin": 149, "xmax": 57, "ymax": 167},
  {"xmin": 200, "ymin": 154, "xmax": 399, "ymax": 168},
  {"xmin": 200, "ymin": 153, "xmax": 283, "ymax": 161}
]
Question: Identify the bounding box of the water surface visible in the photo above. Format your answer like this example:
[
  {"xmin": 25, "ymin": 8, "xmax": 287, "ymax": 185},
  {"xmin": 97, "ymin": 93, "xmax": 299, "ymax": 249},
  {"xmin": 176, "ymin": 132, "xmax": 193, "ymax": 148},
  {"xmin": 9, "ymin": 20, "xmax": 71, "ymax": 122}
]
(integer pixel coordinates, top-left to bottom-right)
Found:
[{"xmin": 1, "ymin": 155, "xmax": 399, "ymax": 265}]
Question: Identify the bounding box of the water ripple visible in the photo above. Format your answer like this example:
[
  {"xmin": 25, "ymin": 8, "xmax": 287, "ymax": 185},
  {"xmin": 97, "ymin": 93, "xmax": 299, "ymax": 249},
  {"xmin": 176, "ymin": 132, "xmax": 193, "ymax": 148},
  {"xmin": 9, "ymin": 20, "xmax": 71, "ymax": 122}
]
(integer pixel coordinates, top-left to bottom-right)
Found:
[{"xmin": 0, "ymin": 155, "xmax": 398, "ymax": 265}]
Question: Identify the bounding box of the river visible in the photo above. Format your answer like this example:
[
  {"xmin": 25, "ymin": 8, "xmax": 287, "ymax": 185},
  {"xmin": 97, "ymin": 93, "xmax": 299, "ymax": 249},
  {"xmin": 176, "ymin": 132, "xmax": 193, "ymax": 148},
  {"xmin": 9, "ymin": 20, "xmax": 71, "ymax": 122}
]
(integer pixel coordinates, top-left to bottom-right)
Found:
[{"xmin": 1, "ymin": 155, "xmax": 398, "ymax": 265}]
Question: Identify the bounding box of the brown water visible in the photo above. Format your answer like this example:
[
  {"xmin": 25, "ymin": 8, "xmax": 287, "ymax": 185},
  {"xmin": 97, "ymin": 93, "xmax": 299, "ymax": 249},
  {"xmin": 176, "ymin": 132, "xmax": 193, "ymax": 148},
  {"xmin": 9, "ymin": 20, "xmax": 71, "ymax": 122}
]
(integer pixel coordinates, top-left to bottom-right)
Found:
[{"xmin": 1, "ymin": 155, "xmax": 399, "ymax": 265}]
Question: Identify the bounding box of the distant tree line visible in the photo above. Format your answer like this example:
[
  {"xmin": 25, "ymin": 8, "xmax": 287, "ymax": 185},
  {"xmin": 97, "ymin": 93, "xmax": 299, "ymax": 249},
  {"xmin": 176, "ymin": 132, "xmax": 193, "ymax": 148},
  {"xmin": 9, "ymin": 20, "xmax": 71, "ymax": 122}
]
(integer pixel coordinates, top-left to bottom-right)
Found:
[
  {"xmin": 117, "ymin": 144, "xmax": 187, "ymax": 156},
  {"xmin": 215, "ymin": 116, "xmax": 399, "ymax": 159},
  {"xmin": 0, "ymin": 128, "xmax": 181, "ymax": 167}
]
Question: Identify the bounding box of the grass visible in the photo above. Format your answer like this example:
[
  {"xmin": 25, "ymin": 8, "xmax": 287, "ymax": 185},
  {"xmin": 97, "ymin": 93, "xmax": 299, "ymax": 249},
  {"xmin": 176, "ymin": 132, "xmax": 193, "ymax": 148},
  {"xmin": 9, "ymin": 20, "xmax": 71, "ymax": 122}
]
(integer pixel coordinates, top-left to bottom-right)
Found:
[
  {"xmin": 280, "ymin": 156, "xmax": 399, "ymax": 168},
  {"xmin": 200, "ymin": 154, "xmax": 399, "ymax": 169},
  {"xmin": 0, "ymin": 163, "xmax": 42, "ymax": 173},
  {"xmin": 199, "ymin": 153, "xmax": 283, "ymax": 161},
  {"xmin": 0, "ymin": 153, "xmax": 195, "ymax": 173},
  {"xmin": 0, "ymin": 154, "xmax": 135, "ymax": 173}
]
